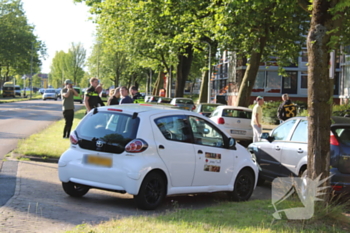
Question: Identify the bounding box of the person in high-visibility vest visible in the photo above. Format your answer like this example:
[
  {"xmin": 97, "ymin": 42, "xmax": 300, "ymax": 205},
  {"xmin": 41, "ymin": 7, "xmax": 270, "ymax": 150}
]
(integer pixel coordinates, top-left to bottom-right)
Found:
[
  {"xmin": 277, "ymin": 94, "xmax": 297, "ymax": 123},
  {"xmin": 84, "ymin": 77, "xmax": 104, "ymax": 114}
]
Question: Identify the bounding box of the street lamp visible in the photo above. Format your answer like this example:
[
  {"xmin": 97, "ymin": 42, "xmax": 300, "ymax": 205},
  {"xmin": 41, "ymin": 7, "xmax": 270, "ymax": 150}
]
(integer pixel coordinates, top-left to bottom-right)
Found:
[{"xmin": 202, "ymin": 41, "xmax": 211, "ymax": 103}]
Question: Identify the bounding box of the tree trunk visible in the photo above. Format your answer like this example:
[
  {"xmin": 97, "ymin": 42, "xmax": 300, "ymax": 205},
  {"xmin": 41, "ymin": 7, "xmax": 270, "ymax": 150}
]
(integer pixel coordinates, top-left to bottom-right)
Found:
[
  {"xmin": 306, "ymin": 0, "xmax": 343, "ymax": 201},
  {"xmin": 153, "ymin": 69, "xmax": 165, "ymax": 96},
  {"xmin": 198, "ymin": 70, "xmax": 208, "ymax": 103},
  {"xmin": 236, "ymin": 36, "xmax": 267, "ymax": 107},
  {"xmin": 175, "ymin": 45, "xmax": 193, "ymax": 97}
]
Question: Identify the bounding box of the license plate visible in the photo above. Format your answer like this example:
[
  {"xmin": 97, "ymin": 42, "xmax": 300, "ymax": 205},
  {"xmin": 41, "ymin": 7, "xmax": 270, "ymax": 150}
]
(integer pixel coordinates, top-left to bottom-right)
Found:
[
  {"xmin": 86, "ymin": 155, "xmax": 112, "ymax": 167},
  {"xmin": 184, "ymin": 107, "xmax": 189, "ymax": 110},
  {"xmin": 231, "ymin": 130, "xmax": 246, "ymax": 135}
]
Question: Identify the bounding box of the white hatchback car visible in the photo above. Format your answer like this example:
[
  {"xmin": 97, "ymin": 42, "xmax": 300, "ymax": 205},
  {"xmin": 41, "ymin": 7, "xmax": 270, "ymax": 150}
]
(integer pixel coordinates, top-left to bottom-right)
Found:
[
  {"xmin": 42, "ymin": 88, "xmax": 58, "ymax": 101},
  {"xmin": 210, "ymin": 106, "xmax": 253, "ymax": 146},
  {"xmin": 58, "ymin": 104, "xmax": 258, "ymax": 210}
]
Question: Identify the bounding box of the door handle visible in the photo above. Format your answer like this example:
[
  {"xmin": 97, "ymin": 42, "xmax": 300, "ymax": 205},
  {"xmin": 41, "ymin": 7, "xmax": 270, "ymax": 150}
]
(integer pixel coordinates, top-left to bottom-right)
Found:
[
  {"xmin": 275, "ymin": 146, "xmax": 280, "ymax": 151},
  {"xmin": 159, "ymin": 145, "xmax": 165, "ymax": 149},
  {"xmin": 198, "ymin": 150, "xmax": 203, "ymax": 154},
  {"xmin": 297, "ymin": 149, "xmax": 303, "ymax": 153}
]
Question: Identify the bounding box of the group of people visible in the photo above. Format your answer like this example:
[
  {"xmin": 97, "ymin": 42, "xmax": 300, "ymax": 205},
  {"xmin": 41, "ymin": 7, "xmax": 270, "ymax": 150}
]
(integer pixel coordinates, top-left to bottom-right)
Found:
[
  {"xmin": 251, "ymin": 93, "xmax": 297, "ymax": 142},
  {"xmin": 61, "ymin": 77, "xmax": 142, "ymax": 139}
]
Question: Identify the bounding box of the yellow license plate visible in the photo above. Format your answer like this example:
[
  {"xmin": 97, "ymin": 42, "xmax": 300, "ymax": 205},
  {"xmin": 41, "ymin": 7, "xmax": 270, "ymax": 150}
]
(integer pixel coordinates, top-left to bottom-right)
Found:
[
  {"xmin": 86, "ymin": 155, "xmax": 112, "ymax": 167},
  {"xmin": 184, "ymin": 107, "xmax": 189, "ymax": 109}
]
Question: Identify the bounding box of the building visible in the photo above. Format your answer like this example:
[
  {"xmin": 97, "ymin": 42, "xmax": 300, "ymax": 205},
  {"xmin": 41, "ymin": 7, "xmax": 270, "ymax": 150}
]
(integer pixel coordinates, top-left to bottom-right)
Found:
[{"xmin": 208, "ymin": 49, "xmax": 344, "ymax": 106}]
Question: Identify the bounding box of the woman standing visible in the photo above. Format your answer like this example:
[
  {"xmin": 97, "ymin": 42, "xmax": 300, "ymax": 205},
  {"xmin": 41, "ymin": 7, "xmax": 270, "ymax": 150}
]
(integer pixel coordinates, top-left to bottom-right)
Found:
[{"xmin": 107, "ymin": 87, "xmax": 121, "ymax": 105}]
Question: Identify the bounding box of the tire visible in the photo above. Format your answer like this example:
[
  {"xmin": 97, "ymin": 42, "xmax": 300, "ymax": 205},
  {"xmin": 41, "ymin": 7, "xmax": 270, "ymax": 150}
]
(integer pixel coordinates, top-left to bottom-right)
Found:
[
  {"xmin": 55, "ymin": 98, "xmax": 57, "ymax": 101},
  {"xmin": 228, "ymin": 169, "xmax": 255, "ymax": 202},
  {"xmin": 62, "ymin": 182, "xmax": 89, "ymax": 197},
  {"xmin": 134, "ymin": 172, "xmax": 166, "ymax": 210},
  {"xmin": 43, "ymin": 99, "xmax": 46, "ymax": 101}
]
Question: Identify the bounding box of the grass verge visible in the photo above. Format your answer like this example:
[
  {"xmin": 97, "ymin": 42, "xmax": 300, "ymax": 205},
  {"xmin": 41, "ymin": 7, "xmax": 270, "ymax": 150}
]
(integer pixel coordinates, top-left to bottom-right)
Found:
[
  {"xmin": 67, "ymin": 200, "xmax": 350, "ymax": 233},
  {"xmin": 12, "ymin": 108, "xmax": 86, "ymax": 160}
]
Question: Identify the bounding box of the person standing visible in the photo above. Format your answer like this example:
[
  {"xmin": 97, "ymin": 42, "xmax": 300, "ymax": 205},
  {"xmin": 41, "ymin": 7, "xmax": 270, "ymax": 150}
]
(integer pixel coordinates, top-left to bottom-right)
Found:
[
  {"xmin": 107, "ymin": 87, "xmax": 121, "ymax": 105},
  {"xmin": 277, "ymin": 93, "xmax": 297, "ymax": 123},
  {"xmin": 251, "ymin": 96, "xmax": 264, "ymax": 143},
  {"xmin": 61, "ymin": 79, "xmax": 78, "ymax": 139},
  {"xmin": 129, "ymin": 85, "xmax": 142, "ymax": 100},
  {"xmin": 119, "ymin": 86, "xmax": 134, "ymax": 104},
  {"xmin": 84, "ymin": 77, "xmax": 104, "ymax": 113}
]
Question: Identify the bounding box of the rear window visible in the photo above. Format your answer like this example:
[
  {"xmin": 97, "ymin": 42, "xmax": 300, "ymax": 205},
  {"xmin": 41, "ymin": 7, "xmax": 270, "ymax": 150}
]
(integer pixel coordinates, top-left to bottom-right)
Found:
[
  {"xmin": 222, "ymin": 109, "xmax": 252, "ymax": 119},
  {"xmin": 177, "ymin": 99, "xmax": 193, "ymax": 104},
  {"xmin": 334, "ymin": 128, "xmax": 350, "ymax": 145},
  {"xmin": 201, "ymin": 105, "xmax": 218, "ymax": 113},
  {"xmin": 76, "ymin": 111, "xmax": 140, "ymax": 153}
]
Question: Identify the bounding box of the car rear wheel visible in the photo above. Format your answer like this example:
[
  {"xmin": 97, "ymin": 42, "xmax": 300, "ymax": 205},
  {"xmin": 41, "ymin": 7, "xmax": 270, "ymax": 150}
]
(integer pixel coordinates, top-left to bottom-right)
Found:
[
  {"xmin": 134, "ymin": 172, "xmax": 166, "ymax": 210},
  {"xmin": 228, "ymin": 169, "xmax": 255, "ymax": 201},
  {"xmin": 62, "ymin": 182, "xmax": 89, "ymax": 197}
]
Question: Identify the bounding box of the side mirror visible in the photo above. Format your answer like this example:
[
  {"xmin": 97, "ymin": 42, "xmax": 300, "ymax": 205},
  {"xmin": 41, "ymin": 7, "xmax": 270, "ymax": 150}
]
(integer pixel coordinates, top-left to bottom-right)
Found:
[
  {"xmin": 229, "ymin": 138, "xmax": 236, "ymax": 149},
  {"xmin": 261, "ymin": 132, "xmax": 275, "ymax": 143}
]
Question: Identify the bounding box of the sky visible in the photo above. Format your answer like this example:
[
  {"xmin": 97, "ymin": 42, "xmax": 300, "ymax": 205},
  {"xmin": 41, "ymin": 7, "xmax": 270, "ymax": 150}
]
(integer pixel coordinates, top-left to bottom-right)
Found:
[{"xmin": 21, "ymin": 0, "xmax": 96, "ymax": 74}]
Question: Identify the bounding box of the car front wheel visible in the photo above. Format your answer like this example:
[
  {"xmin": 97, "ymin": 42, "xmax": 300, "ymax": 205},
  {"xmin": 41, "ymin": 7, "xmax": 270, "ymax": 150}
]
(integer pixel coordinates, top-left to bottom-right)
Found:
[
  {"xmin": 134, "ymin": 172, "xmax": 166, "ymax": 210},
  {"xmin": 62, "ymin": 182, "xmax": 89, "ymax": 197},
  {"xmin": 228, "ymin": 169, "xmax": 255, "ymax": 201}
]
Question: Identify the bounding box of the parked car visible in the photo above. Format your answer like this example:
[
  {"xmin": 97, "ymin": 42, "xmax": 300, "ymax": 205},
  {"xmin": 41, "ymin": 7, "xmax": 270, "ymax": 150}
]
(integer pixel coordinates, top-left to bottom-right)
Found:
[
  {"xmin": 58, "ymin": 104, "xmax": 259, "ymax": 210},
  {"xmin": 42, "ymin": 88, "xmax": 58, "ymax": 101},
  {"xmin": 39, "ymin": 88, "xmax": 45, "ymax": 94},
  {"xmin": 170, "ymin": 97, "xmax": 196, "ymax": 111},
  {"xmin": 157, "ymin": 97, "xmax": 172, "ymax": 104},
  {"xmin": 73, "ymin": 87, "xmax": 83, "ymax": 104},
  {"xmin": 194, "ymin": 103, "xmax": 223, "ymax": 117},
  {"xmin": 56, "ymin": 88, "xmax": 62, "ymax": 99},
  {"xmin": 248, "ymin": 116, "xmax": 350, "ymax": 195},
  {"xmin": 15, "ymin": 85, "xmax": 21, "ymax": 96},
  {"xmin": 145, "ymin": 95, "xmax": 161, "ymax": 103},
  {"xmin": 210, "ymin": 106, "xmax": 253, "ymax": 146}
]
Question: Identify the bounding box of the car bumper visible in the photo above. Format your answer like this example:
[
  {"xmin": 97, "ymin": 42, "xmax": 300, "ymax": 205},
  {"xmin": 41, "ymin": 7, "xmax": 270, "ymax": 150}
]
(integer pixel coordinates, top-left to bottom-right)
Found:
[
  {"xmin": 58, "ymin": 148, "xmax": 144, "ymax": 195},
  {"xmin": 330, "ymin": 168, "xmax": 350, "ymax": 194}
]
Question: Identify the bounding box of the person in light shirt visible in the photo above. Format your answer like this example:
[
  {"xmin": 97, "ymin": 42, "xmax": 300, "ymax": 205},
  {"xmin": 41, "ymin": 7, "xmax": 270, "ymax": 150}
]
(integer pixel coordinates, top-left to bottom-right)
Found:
[{"xmin": 251, "ymin": 96, "xmax": 264, "ymax": 142}]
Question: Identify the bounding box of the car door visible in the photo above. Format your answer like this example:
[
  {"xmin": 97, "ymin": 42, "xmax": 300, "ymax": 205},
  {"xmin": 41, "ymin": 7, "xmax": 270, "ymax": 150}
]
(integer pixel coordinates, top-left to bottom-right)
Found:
[
  {"xmin": 152, "ymin": 114, "xmax": 196, "ymax": 187},
  {"xmin": 257, "ymin": 119, "xmax": 298, "ymax": 178},
  {"xmin": 188, "ymin": 116, "xmax": 235, "ymax": 186},
  {"xmin": 279, "ymin": 119, "xmax": 308, "ymax": 176}
]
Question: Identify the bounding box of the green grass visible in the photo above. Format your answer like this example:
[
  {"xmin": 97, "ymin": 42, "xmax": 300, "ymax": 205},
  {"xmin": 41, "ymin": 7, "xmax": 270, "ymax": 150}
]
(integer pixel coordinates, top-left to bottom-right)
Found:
[
  {"xmin": 12, "ymin": 108, "xmax": 86, "ymax": 160},
  {"xmin": 67, "ymin": 200, "xmax": 350, "ymax": 233},
  {"xmin": 0, "ymin": 93, "xmax": 42, "ymax": 103}
]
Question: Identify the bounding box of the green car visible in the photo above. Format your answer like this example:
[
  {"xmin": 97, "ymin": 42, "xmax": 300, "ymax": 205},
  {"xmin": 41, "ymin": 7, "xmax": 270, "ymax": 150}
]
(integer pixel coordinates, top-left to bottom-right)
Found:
[{"xmin": 73, "ymin": 87, "xmax": 83, "ymax": 104}]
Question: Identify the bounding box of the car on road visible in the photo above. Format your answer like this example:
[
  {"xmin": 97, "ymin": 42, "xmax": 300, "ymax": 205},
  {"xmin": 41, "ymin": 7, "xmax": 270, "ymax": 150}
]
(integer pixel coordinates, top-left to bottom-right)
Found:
[
  {"xmin": 58, "ymin": 104, "xmax": 259, "ymax": 210},
  {"xmin": 248, "ymin": 116, "xmax": 350, "ymax": 195},
  {"xmin": 170, "ymin": 97, "xmax": 196, "ymax": 111},
  {"xmin": 210, "ymin": 106, "xmax": 253, "ymax": 146},
  {"xmin": 42, "ymin": 88, "xmax": 58, "ymax": 101},
  {"xmin": 194, "ymin": 103, "xmax": 223, "ymax": 117}
]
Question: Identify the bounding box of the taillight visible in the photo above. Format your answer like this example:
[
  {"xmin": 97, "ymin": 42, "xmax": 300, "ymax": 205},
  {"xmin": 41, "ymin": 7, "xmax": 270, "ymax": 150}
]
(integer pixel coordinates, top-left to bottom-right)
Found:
[
  {"xmin": 218, "ymin": 117, "xmax": 225, "ymax": 124},
  {"xmin": 69, "ymin": 131, "xmax": 78, "ymax": 145},
  {"xmin": 192, "ymin": 105, "xmax": 196, "ymax": 111},
  {"xmin": 330, "ymin": 133, "xmax": 339, "ymax": 146},
  {"xmin": 332, "ymin": 185, "xmax": 343, "ymax": 191},
  {"xmin": 125, "ymin": 139, "xmax": 148, "ymax": 153}
]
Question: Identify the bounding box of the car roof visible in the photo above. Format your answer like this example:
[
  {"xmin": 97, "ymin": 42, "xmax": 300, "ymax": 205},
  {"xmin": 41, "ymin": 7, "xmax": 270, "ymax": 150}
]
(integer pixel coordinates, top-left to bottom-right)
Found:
[
  {"xmin": 285, "ymin": 116, "xmax": 350, "ymax": 126},
  {"xmin": 215, "ymin": 106, "xmax": 252, "ymax": 111},
  {"xmin": 97, "ymin": 103, "xmax": 192, "ymax": 115}
]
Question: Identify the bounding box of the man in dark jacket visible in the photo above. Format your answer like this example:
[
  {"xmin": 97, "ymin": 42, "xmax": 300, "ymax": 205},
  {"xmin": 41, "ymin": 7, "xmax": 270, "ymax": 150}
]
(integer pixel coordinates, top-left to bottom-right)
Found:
[
  {"xmin": 277, "ymin": 94, "xmax": 297, "ymax": 123},
  {"xmin": 129, "ymin": 85, "xmax": 143, "ymax": 100}
]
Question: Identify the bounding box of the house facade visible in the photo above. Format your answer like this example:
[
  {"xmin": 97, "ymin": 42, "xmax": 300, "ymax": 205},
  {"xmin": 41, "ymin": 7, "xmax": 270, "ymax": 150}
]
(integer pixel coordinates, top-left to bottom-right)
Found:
[{"xmin": 209, "ymin": 49, "xmax": 348, "ymax": 106}]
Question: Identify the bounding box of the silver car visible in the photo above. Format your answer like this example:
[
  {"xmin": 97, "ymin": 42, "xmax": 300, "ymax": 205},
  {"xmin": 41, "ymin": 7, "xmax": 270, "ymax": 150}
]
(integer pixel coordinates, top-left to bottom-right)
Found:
[
  {"xmin": 42, "ymin": 88, "xmax": 58, "ymax": 101},
  {"xmin": 170, "ymin": 97, "xmax": 195, "ymax": 111},
  {"xmin": 248, "ymin": 116, "xmax": 350, "ymax": 195}
]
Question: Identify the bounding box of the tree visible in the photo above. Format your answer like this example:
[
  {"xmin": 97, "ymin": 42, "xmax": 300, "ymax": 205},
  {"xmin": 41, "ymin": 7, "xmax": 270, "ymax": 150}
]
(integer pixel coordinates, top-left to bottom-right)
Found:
[
  {"xmin": 65, "ymin": 42, "xmax": 86, "ymax": 85},
  {"xmin": 301, "ymin": 0, "xmax": 350, "ymax": 200},
  {"xmin": 211, "ymin": 0, "xmax": 309, "ymax": 106},
  {"xmin": 0, "ymin": 0, "xmax": 45, "ymax": 85}
]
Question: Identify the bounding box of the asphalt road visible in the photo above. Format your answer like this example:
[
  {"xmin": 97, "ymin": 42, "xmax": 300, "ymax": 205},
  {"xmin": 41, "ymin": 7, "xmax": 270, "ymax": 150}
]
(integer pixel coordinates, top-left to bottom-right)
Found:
[{"xmin": 0, "ymin": 99, "xmax": 84, "ymax": 207}]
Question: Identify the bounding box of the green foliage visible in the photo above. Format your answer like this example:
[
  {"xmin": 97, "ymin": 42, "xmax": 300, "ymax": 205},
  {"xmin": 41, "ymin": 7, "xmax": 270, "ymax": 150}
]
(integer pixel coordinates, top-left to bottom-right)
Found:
[{"xmin": 0, "ymin": 0, "xmax": 45, "ymax": 80}]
